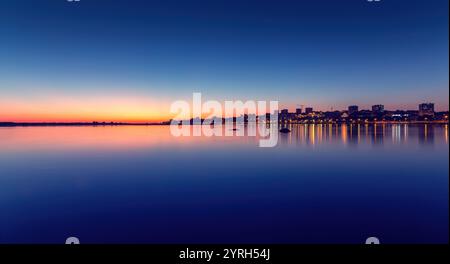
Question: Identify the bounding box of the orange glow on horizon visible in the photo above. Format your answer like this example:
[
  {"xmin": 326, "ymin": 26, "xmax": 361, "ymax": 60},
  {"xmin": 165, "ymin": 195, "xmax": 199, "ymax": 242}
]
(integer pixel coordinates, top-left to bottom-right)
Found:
[{"xmin": 0, "ymin": 96, "xmax": 174, "ymax": 123}]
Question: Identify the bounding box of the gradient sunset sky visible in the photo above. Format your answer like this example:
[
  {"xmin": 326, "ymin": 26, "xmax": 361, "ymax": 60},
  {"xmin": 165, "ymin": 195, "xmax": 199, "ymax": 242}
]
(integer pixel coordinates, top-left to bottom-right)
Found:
[{"xmin": 0, "ymin": 0, "xmax": 448, "ymax": 122}]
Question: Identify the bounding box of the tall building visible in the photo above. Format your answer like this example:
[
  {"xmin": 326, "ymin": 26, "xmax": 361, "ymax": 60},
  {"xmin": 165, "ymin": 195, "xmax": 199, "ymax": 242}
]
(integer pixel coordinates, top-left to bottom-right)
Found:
[
  {"xmin": 280, "ymin": 109, "xmax": 289, "ymax": 123},
  {"xmin": 372, "ymin": 104, "xmax": 384, "ymax": 113},
  {"xmin": 296, "ymin": 108, "xmax": 302, "ymax": 115},
  {"xmin": 419, "ymin": 103, "xmax": 435, "ymax": 117},
  {"xmin": 348, "ymin": 105, "xmax": 358, "ymax": 115},
  {"xmin": 305, "ymin": 107, "xmax": 313, "ymax": 114}
]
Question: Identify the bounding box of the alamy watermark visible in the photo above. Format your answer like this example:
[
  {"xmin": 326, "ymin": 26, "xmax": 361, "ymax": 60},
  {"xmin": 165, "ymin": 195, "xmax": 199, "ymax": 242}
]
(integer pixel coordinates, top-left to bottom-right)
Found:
[{"xmin": 169, "ymin": 93, "xmax": 279, "ymax": 147}]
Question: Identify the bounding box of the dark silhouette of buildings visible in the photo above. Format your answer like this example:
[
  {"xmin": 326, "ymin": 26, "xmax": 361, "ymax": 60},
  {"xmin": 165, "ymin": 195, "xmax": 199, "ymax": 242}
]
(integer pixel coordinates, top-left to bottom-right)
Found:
[
  {"xmin": 419, "ymin": 103, "xmax": 435, "ymax": 117},
  {"xmin": 348, "ymin": 105, "xmax": 359, "ymax": 115},
  {"xmin": 372, "ymin": 104, "xmax": 385, "ymax": 113},
  {"xmin": 265, "ymin": 102, "xmax": 447, "ymax": 124}
]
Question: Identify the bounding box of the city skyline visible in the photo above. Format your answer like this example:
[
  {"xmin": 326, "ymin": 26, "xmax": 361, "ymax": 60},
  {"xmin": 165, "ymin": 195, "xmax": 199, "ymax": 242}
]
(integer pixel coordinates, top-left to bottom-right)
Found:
[{"xmin": 1, "ymin": 101, "xmax": 448, "ymax": 124}]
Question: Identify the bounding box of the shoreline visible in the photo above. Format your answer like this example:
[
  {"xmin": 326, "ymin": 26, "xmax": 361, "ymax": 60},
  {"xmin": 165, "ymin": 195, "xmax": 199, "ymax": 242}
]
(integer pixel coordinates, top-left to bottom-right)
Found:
[{"xmin": 0, "ymin": 121, "xmax": 448, "ymax": 127}]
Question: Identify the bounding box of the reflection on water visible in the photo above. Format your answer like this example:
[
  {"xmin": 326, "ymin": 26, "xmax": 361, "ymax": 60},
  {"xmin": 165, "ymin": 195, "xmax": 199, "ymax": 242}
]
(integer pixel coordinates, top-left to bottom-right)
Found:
[
  {"xmin": 0, "ymin": 124, "xmax": 448, "ymax": 244},
  {"xmin": 278, "ymin": 124, "xmax": 446, "ymax": 147},
  {"xmin": 0, "ymin": 124, "xmax": 447, "ymax": 151}
]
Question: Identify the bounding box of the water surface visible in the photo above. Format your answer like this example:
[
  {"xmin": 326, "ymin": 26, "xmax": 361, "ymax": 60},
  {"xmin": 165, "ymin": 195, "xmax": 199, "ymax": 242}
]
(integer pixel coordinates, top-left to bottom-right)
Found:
[{"xmin": 0, "ymin": 124, "xmax": 448, "ymax": 243}]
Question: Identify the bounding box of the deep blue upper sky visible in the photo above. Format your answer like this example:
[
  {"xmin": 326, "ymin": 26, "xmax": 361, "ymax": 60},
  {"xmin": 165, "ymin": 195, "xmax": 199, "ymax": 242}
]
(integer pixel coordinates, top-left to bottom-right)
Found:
[{"xmin": 0, "ymin": 0, "xmax": 448, "ymax": 113}]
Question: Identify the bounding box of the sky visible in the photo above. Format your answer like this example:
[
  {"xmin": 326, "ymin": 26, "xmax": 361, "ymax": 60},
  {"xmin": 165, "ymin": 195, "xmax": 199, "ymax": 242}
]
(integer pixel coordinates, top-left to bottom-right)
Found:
[{"xmin": 0, "ymin": 0, "xmax": 448, "ymax": 122}]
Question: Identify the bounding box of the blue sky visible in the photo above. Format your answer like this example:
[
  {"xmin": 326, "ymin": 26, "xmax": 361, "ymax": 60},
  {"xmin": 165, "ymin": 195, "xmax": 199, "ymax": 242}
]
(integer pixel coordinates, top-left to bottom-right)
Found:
[{"xmin": 0, "ymin": 0, "xmax": 448, "ymax": 121}]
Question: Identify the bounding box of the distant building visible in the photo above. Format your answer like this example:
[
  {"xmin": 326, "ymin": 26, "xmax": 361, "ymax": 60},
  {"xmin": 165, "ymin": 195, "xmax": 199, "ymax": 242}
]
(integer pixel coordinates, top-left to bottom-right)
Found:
[
  {"xmin": 324, "ymin": 111, "xmax": 341, "ymax": 120},
  {"xmin": 348, "ymin": 105, "xmax": 358, "ymax": 115},
  {"xmin": 305, "ymin": 107, "xmax": 313, "ymax": 114},
  {"xmin": 419, "ymin": 103, "xmax": 435, "ymax": 117},
  {"xmin": 372, "ymin": 104, "xmax": 384, "ymax": 113},
  {"xmin": 407, "ymin": 110, "xmax": 419, "ymax": 120},
  {"xmin": 280, "ymin": 109, "xmax": 289, "ymax": 123},
  {"xmin": 296, "ymin": 108, "xmax": 302, "ymax": 115}
]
